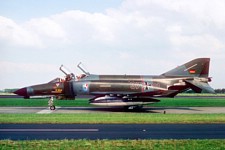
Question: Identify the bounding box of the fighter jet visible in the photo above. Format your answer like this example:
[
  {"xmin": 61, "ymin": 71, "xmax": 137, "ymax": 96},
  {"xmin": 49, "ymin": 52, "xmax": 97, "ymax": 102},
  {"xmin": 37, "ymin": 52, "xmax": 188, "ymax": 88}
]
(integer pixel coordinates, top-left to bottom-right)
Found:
[{"xmin": 14, "ymin": 58, "xmax": 215, "ymax": 110}]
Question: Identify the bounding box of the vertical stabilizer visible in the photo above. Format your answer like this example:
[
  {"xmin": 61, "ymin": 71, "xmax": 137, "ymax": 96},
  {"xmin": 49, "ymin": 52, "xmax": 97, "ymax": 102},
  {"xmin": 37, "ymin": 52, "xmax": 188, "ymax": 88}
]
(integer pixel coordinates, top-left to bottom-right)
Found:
[{"xmin": 162, "ymin": 58, "xmax": 210, "ymax": 77}]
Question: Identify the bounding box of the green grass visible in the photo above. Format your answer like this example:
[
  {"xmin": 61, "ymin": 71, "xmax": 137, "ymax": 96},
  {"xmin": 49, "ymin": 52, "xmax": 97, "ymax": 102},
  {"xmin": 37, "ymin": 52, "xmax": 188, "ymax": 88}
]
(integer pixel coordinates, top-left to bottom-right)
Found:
[
  {"xmin": 1, "ymin": 95, "xmax": 224, "ymax": 149},
  {"xmin": 1, "ymin": 97, "xmax": 225, "ymax": 124},
  {"xmin": 177, "ymin": 93, "xmax": 225, "ymax": 96},
  {"xmin": 0, "ymin": 139, "xmax": 225, "ymax": 150},
  {"xmin": 1, "ymin": 98, "xmax": 225, "ymax": 107},
  {"xmin": 0, "ymin": 98, "xmax": 90, "ymax": 107},
  {"xmin": 1, "ymin": 113, "xmax": 225, "ymax": 124},
  {"xmin": 152, "ymin": 98, "xmax": 225, "ymax": 107}
]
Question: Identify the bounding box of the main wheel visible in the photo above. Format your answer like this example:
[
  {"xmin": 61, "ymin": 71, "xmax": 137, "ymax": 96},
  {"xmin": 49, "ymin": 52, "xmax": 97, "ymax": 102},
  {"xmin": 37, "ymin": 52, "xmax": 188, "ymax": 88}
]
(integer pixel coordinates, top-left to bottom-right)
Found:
[
  {"xmin": 124, "ymin": 105, "xmax": 143, "ymax": 111},
  {"xmin": 50, "ymin": 105, "xmax": 56, "ymax": 110}
]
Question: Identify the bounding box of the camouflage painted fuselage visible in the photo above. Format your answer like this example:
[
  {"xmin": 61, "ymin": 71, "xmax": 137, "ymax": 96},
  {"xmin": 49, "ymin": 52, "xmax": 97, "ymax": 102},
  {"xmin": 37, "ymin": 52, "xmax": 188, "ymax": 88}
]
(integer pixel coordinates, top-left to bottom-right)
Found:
[
  {"xmin": 74, "ymin": 75, "xmax": 190, "ymax": 97},
  {"xmin": 14, "ymin": 58, "xmax": 214, "ymax": 107}
]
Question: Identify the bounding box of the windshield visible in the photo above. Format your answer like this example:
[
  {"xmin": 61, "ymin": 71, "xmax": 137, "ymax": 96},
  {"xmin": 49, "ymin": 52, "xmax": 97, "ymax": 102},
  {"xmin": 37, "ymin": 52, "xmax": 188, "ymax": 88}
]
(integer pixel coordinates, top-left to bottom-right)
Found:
[{"xmin": 48, "ymin": 78, "xmax": 64, "ymax": 83}]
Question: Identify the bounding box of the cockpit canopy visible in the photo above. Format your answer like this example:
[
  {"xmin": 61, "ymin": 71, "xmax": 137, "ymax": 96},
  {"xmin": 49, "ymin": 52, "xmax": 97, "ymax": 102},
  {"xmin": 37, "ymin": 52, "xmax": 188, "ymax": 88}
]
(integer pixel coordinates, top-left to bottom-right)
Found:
[
  {"xmin": 76, "ymin": 74, "xmax": 87, "ymax": 80},
  {"xmin": 48, "ymin": 78, "xmax": 64, "ymax": 83}
]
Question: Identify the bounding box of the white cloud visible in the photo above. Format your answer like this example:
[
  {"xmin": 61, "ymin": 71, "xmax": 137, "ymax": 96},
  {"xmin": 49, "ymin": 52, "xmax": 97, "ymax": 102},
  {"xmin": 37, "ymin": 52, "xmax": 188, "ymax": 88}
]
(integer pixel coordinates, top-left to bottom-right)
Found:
[
  {"xmin": 1, "ymin": 0, "xmax": 225, "ymax": 50},
  {"xmin": 0, "ymin": 61, "xmax": 57, "ymax": 73},
  {"xmin": 25, "ymin": 17, "xmax": 67, "ymax": 39},
  {"xmin": 0, "ymin": 16, "xmax": 43, "ymax": 48},
  {"xmin": 153, "ymin": 0, "xmax": 225, "ymax": 28},
  {"xmin": 0, "ymin": 61, "xmax": 61, "ymax": 89},
  {"xmin": 50, "ymin": 10, "xmax": 117, "ymax": 44},
  {"xmin": 170, "ymin": 34, "xmax": 224, "ymax": 51},
  {"xmin": 166, "ymin": 25, "xmax": 182, "ymax": 33},
  {"xmin": 119, "ymin": 51, "xmax": 133, "ymax": 59},
  {"xmin": 1, "ymin": 0, "xmax": 225, "ymax": 88}
]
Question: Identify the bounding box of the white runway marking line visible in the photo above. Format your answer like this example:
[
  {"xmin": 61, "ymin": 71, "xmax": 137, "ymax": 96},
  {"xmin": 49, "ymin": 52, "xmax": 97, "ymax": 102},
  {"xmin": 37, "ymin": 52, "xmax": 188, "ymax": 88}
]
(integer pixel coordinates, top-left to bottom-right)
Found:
[
  {"xmin": 0, "ymin": 129, "xmax": 99, "ymax": 132},
  {"xmin": 36, "ymin": 107, "xmax": 61, "ymax": 114}
]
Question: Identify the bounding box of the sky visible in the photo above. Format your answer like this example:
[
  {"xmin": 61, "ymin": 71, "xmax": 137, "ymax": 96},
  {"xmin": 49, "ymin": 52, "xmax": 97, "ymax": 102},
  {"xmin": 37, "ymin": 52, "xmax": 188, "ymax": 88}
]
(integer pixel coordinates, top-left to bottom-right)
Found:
[{"xmin": 0, "ymin": 0, "xmax": 225, "ymax": 90}]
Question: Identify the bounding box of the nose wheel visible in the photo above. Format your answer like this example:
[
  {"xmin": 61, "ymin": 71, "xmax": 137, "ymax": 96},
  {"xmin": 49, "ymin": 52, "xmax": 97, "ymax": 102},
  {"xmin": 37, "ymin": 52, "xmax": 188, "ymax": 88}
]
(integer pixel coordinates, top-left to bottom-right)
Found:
[
  {"xmin": 48, "ymin": 97, "xmax": 56, "ymax": 110},
  {"xmin": 50, "ymin": 105, "xmax": 56, "ymax": 110}
]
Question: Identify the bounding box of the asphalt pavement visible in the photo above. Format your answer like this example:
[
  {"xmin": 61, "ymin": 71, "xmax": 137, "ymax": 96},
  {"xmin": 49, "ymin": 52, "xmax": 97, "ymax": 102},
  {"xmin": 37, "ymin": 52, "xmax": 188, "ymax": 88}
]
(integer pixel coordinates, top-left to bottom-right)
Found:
[
  {"xmin": 1, "ymin": 124, "xmax": 225, "ymax": 140},
  {"xmin": 0, "ymin": 106, "xmax": 225, "ymax": 114},
  {"xmin": 1, "ymin": 95, "xmax": 224, "ymax": 140}
]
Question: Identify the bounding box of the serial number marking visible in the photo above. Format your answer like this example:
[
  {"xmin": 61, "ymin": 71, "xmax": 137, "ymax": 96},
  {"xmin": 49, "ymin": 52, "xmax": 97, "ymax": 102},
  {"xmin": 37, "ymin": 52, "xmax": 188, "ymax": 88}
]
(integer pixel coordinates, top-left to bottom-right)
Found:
[
  {"xmin": 52, "ymin": 88, "xmax": 63, "ymax": 93},
  {"xmin": 152, "ymin": 82, "xmax": 160, "ymax": 88},
  {"xmin": 129, "ymin": 81, "xmax": 142, "ymax": 90},
  {"xmin": 128, "ymin": 81, "xmax": 161, "ymax": 91}
]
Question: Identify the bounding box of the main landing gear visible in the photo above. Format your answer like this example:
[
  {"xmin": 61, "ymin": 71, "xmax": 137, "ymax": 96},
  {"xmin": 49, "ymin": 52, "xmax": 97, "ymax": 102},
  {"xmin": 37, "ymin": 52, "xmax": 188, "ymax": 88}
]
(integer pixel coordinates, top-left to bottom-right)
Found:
[
  {"xmin": 48, "ymin": 96, "xmax": 56, "ymax": 110},
  {"xmin": 124, "ymin": 105, "xmax": 143, "ymax": 111}
]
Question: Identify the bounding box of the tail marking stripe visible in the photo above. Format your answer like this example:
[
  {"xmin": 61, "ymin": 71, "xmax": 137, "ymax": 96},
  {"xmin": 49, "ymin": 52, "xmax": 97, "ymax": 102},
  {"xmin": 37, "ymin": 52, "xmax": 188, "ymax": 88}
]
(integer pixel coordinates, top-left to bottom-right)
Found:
[{"xmin": 184, "ymin": 64, "xmax": 197, "ymax": 71}]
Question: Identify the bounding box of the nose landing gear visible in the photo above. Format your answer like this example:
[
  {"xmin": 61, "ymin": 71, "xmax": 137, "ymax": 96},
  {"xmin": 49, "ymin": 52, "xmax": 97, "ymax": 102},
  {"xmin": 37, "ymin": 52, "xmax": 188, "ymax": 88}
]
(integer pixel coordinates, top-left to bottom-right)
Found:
[{"xmin": 48, "ymin": 97, "xmax": 56, "ymax": 110}]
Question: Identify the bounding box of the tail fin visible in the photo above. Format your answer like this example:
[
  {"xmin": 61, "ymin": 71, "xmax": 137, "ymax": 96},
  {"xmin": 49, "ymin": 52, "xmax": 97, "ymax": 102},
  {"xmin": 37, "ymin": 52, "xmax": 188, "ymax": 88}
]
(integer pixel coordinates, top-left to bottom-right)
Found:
[{"xmin": 162, "ymin": 58, "xmax": 210, "ymax": 77}]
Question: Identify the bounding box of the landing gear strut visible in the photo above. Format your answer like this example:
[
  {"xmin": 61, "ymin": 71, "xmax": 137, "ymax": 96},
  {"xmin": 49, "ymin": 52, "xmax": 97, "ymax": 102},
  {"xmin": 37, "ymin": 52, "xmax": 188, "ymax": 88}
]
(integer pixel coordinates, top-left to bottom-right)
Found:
[
  {"xmin": 124, "ymin": 105, "xmax": 143, "ymax": 111},
  {"xmin": 48, "ymin": 96, "xmax": 56, "ymax": 110}
]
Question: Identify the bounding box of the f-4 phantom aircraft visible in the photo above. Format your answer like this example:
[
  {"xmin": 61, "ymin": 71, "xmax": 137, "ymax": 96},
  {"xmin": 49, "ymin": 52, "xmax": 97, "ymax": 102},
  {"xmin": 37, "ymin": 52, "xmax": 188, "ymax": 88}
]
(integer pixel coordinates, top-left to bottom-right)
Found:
[{"xmin": 14, "ymin": 58, "xmax": 215, "ymax": 110}]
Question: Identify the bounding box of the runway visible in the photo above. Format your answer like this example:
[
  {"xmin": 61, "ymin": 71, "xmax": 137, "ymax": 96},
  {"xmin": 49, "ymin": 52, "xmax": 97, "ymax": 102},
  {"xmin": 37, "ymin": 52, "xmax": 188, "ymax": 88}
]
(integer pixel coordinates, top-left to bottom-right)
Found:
[
  {"xmin": 1, "ymin": 95, "xmax": 225, "ymax": 98},
  {"xmin": 1, "ymin": 96, "xmax": 224, "ymax": 140},
  {"xmin": 0, "ymin": 106, "xmax": 225, "ymax": 114},
  {"xmin": 1, "ymin": 106, "xmax": 224, "ymax": 140},
  {"xmin": 1, "ymin": 124, "xmax": 225, "ymax": 140}
]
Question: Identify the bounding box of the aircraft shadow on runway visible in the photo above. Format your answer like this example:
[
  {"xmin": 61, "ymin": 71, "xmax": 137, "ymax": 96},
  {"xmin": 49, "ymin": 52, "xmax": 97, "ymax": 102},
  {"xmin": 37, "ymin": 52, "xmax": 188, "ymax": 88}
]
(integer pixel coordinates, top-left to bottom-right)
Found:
[{"xmin": 57, "ymin": 107, "xmax": 202, "ymax": 113}]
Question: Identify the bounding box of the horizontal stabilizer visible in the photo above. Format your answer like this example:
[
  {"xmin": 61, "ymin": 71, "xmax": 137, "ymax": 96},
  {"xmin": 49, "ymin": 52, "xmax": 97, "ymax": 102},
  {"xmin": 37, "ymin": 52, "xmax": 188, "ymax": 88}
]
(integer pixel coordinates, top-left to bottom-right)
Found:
[{"xmin": 184, "ymin": 79, "xmax": 215, "ymax": 93}]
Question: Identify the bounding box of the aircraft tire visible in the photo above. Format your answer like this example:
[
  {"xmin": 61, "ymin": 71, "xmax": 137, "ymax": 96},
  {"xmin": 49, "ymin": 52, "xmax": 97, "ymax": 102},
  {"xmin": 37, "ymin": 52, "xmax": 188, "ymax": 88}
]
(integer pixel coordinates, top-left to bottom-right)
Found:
[
  {"xmin": 50, "ymin": 105, "xmax": 56, "ymax": 110},
  {"xmin": 124, "ymin": 105, "xmax": 143, "ymax": 111}
]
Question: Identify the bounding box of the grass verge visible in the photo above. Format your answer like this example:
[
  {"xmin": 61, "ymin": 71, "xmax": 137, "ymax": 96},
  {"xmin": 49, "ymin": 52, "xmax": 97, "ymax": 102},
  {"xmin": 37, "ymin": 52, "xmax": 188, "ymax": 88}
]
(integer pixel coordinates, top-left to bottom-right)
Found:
[
  {"xmin": 177, "ymin": 93, "xmax": 225, "ymax": 96},
  {"xmin": 1, "ymin": 98, "xmax": 225, "ymax": 107},
  {"xmin": 1, "ymin": 113, "xmax": 225, "ymax": 124},
  {"xmin": 152, "ymin": 98, "xmax": 225, "ymax": 107},
  {"xmin": 0, "ymin": 139, "xmax": 225, "ymax": 150},
  {"xmin": 0, "ymin": 98, "xmax": 90, "ymax": 107}
]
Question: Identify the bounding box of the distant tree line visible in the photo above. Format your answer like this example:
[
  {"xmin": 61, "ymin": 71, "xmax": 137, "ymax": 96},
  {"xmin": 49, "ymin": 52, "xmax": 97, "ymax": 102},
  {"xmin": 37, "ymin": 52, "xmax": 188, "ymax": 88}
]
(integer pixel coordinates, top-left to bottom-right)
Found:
[
  {"xmin": 214, "ymin": 89, "xmax": 225, "ymax": 93},
  {"xmin": 1, "ymin": 88, "xmax": 225, "ymax": 94},
  {"xmin": 0, "ymin": 89, "xmax": 18, "ymax": 93},
  {"xmin": 178, "ymin": 89, "xmax": 225, "ymax": 94}
]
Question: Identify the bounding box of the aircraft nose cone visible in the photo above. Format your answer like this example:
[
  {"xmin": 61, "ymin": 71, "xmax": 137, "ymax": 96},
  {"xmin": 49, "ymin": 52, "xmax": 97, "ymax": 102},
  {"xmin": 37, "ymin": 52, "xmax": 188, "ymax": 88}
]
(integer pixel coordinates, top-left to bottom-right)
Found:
[{"xmin": 14, "ymin": 88, "xmax": 28, "ymax": 96}]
